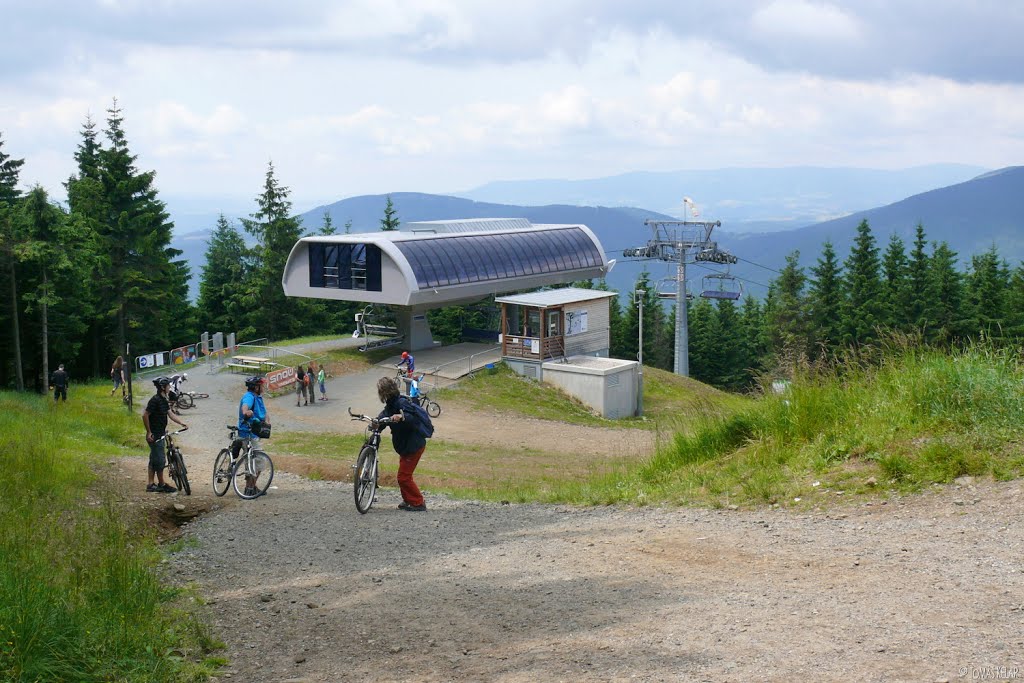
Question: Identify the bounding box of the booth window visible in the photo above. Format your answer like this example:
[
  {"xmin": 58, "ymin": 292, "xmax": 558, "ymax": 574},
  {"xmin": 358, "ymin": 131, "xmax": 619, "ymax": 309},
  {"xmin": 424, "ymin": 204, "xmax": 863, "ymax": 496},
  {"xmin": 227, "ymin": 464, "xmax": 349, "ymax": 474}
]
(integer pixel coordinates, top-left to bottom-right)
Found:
[{"xmin": 308, "ymin": 243, "xmax": 382, "ymax": 292}]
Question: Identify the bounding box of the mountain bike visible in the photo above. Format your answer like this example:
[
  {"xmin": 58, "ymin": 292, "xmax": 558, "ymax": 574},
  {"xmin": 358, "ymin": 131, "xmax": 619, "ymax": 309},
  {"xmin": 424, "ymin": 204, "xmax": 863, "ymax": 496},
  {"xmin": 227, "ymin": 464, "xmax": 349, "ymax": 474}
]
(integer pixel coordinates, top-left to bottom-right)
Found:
[
  {"xmin": 348, "ymin": 408, "xmax": 394, "ymax": 514},
  {"xmin": 414, "ymin": 391, "xmax": 442, "ymax": 418},
  {"xmin": 213, "ymin": 424, "xmax": 275, "ymax": 499},
  {"xmin": 159, "ymin": 428, "xmax": 191, "ymax": 496}
]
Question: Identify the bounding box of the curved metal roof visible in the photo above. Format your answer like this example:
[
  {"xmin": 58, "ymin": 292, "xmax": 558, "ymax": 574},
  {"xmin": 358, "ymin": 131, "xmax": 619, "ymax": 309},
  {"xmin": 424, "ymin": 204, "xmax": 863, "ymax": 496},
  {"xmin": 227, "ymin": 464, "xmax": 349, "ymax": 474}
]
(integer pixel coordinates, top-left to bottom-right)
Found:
[{"xmin": 394, "ymin": 227, "xmax": 604, "ymax": 289}]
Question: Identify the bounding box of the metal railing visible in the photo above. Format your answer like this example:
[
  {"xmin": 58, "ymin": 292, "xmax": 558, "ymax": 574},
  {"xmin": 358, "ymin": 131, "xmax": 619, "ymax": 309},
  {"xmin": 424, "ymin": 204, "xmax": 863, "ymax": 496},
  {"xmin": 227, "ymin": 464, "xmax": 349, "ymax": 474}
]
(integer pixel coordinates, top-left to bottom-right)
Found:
[{"xmin": 424, "ymin": 345, "xmax": 502, "ymax": 381}]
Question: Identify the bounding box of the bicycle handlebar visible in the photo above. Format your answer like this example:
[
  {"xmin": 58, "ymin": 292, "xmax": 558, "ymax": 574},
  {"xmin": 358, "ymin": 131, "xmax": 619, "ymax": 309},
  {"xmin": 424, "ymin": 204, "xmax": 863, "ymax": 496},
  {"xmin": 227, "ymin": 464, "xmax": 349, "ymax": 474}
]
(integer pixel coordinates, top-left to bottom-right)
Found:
[
  {"xmin": 154, "ymin": 427, "xmax": 188, "ymax": 442},
  {"xmin": 348, "ymin": 407, "xmax": 394, "ymax": 425}
]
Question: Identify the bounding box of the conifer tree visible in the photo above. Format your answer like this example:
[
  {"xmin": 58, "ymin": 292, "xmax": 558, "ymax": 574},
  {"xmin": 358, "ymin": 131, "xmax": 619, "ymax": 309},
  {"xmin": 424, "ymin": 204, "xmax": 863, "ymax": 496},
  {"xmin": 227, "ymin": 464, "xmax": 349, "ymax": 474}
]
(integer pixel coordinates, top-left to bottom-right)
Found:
[
  {"xmin": 964, "ymin": 246, "xmax": 1007, "ymax": 338},
  {"xmin": 880, "ymin": 234, "xmax": 911, "ymax": 331},
  {"xmin": 380, "ymin": 195, "xmax": 400, "ymax": 231},
  {"xmin": 842, "ymin": 220, "xmax": 884, "ymax": 346},
  {"xmin": 738, "ymin": 294, "xmax": 766, "ymax": 385},
  {"xmin": 0, "ymin": 132, "xmax": 26, "ymax": 389},
  {"xmin": 17, "ymin": 187, "xmax": 67, "ymax": 390},
  {"xmin": 240, "ymin": 162, "xmax": 306, "ymax": 340},
  {"xmin": 1005, "ymin": 265, "xmax": 1024, "ymax": 338},
  {"xmin": 90, "ymin": 101, "xmax": 189, "ymax": 354},
  {"xmin": 763, "ymin": 251, "xmax": 809, "ymax": 359},
  {"xmin": 908, "ymin": 223, "xmax": 932, "ymax": 333},
  {"xmin": 807, "ymin": 240, "xmax": 844, "ymax": 357},
  {"xmin": 197, "ymin": 214, "xmax": 249, "ymax": 334},
  {"xmin": 928, "ymin": 241, "xmax": 965, "ymax": 344},
  {"xmin": 687, "ymin": 297, "xmax": 720, "ymax": 384},
  {"xmin": 319, "ymin": 210, "xmax": 336, "ymax": 236},
  {"xmin": 715, "ymin": 298, "xmax": 744, "ymax": 388}
]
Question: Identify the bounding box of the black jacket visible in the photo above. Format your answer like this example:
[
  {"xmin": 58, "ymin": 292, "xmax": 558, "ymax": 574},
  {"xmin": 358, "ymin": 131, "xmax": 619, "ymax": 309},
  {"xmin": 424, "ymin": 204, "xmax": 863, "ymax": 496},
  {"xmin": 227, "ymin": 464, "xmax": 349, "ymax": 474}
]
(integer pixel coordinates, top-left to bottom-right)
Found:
[
  {"xmin": 51, "ymin": 369, "xmax": 69, "ymax": 388},
  {"xmin": 378, "ymin": 396, "xmax": 427, "ymax": 456}
]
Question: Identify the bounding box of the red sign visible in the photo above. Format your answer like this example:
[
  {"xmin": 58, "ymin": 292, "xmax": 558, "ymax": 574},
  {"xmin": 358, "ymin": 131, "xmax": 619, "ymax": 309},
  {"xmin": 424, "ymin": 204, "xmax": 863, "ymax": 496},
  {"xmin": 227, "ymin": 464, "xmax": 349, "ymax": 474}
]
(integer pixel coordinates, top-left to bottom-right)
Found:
[{"xmin": 266, "ymin": 366, "xmax": 296, "ymax": 391}]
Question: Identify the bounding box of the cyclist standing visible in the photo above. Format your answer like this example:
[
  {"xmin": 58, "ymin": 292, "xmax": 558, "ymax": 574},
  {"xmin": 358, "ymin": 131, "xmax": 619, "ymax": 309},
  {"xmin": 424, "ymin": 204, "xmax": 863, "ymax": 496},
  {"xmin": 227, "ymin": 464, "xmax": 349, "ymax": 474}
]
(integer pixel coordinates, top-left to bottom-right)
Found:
[
  {"xmin": 143, "ymin": 376, "xmax": 188, "ymax": 493},
  {"xmin": 376, "ymin": 376, "xmax": 428, "ymax": 511},
  {"xmin": 238, "ymin": 376, "xmax": 270, "ymax": 497}
]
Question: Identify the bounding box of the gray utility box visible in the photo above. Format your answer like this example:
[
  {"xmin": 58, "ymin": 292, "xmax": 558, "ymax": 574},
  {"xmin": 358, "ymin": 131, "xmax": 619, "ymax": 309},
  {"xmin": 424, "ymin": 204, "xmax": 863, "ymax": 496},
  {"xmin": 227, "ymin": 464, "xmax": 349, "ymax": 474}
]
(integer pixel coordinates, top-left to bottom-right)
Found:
[{"xmin": 541, "ymin": 356, "xmax": 640, "ymax": 419}]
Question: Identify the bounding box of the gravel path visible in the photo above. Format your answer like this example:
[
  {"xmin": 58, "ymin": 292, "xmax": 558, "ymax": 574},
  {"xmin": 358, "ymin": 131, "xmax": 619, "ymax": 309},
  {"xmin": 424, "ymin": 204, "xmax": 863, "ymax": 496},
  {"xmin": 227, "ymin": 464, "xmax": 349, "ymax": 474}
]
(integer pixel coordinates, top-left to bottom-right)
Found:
[{"xmin": 158, "ymin": 348, "xmax": 1024, "ymax": 682}]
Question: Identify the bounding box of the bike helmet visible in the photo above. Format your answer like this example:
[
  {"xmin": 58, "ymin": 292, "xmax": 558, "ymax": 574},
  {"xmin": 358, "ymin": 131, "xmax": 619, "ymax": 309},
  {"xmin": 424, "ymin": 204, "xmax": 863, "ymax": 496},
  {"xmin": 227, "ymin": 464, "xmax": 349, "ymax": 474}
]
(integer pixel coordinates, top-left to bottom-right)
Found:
[
  {"xmin": 401, "ymin": 351, "xmax": 409, "ymax": 359},
  {"xmin": 244, "ymin": 375, "xmax": 263, "ymax": 390},
  {"xmin": 153, "ymin": 376, "xmax": 171, "ymax": 388}
]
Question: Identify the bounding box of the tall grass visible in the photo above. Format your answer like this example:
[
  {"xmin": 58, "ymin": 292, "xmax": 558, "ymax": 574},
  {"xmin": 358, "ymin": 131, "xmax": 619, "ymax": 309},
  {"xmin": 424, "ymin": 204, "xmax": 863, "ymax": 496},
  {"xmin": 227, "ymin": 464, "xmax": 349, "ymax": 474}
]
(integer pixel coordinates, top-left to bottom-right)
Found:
[
  {"xmin": 552, "ymin": 343, "xmax": 1024, "ymax": 507},
  {"xmin": 0, "ymin": 386, "xmax": 218, "ymax": 682}
]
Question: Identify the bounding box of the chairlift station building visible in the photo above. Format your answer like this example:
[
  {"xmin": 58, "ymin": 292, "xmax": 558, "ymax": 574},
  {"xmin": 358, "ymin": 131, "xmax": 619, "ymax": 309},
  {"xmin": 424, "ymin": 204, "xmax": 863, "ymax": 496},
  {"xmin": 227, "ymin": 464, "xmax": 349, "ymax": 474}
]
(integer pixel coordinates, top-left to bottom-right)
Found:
[{"xmin": 282, "ymin": 218, "xmax": 642, "ymax": 417}]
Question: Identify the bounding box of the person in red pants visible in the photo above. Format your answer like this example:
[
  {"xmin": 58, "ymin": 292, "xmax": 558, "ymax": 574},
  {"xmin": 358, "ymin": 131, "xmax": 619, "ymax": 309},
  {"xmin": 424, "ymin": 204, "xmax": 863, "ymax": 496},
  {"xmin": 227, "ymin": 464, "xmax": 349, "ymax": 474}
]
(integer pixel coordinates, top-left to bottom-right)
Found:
[{"xmin": 375, "ymin": 376, "xmax": 427, "ymax": 511}]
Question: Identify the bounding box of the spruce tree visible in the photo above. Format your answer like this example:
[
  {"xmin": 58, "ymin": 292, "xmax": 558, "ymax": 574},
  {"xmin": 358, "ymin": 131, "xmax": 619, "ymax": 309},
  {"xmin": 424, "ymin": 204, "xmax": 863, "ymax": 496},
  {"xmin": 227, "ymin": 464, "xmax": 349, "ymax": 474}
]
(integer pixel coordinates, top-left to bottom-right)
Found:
[
  {"xmin": 17, "ymin": 187, "xmax": 74, "ymax": 391},
  {"xmin": 928, "ymin": 241, "xmax": 965, "ymax": 344},
  {"xmin": 0, "ymin": 132, "xmax": 26, "ymax": 389},
  {"xmin": 842, "ymin": 220, "xmax": 884, "ymax": 346},
  {"xmin": 319, "ymin": 210, "xmax": 336, "ymax": 236},
  {"xmin": 807, "ymin": 240, "xmax": 844, "ymax": 357},
  {"xmin": 197, "ymin": 214, "xmax": 249, "ymax": 334},
  {"xmin": 380, "ymin": 195, "xmax": 400, "ymax": 231},
  {"xmin": 1005, "ymin": 265, "xmax": 1024, "ymax": 339},
  {"xmin": 240, "ymin": 162, "xmax": 306, "ymax": 340},
  {"xmin": 908, "ymin": 223, "xmax": 932, "ymax": 333},
  {"xmin": 715, "ymin": 298, "xmax": 743, "ymax": 388},
  {"xmin": 763, "ymin": 251, "xmax": 809, "ymax": 359},
  {"xmin": 880, "ymin": 234, "xmax": 912, "ymax": 332},
  {"xmin": 92, "ymin": 101, "xmax": 189, "ymax": 354},
  {"xmin": 687, "ymin": 297, "xmax": 719, "ymax": 384},
  {"xmin": 964, "ymin": 246, "xmax": 1007, "ymax": 339},
  {"xmin": 738, "ymin": 294, "xmax": 765, "ymax": 386}
]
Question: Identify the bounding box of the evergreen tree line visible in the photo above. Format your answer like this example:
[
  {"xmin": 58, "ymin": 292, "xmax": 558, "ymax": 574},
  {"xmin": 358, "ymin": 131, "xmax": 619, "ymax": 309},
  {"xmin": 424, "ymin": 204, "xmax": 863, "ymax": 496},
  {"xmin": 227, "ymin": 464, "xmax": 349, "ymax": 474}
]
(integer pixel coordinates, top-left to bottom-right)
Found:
[
  {"xmin": 605, "ymin": 219, "xmax": 1024, "ymax": 391},
  {"xmin": 0, "ymin": 105, "xmax": 363, "ymax": 392}
]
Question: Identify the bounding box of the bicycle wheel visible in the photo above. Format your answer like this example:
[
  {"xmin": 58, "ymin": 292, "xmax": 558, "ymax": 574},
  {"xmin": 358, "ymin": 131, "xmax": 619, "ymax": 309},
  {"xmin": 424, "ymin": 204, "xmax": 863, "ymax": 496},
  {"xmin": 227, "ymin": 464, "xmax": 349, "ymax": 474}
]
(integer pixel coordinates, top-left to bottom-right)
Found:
[
  {"xmin": 169, "ymin": 447, "xmax": 191, "ymax": 495},
  {"xmin": 232, "ymin": 451, "xmax": 274, "ymax": 499},
  {"xmin": 176, "ymin": 393, "xmax": 194, "ymax": 410},
  {"xmin": 212, "ymin": 448, "xmax": 232, "ymax": 497},
  {"xmin": 426, "ymin": 399, "xmax": 441, "ymax": 418},
  {"xmin": 353, "ymin": 446, "xmax": 378, "ymax": 514}
]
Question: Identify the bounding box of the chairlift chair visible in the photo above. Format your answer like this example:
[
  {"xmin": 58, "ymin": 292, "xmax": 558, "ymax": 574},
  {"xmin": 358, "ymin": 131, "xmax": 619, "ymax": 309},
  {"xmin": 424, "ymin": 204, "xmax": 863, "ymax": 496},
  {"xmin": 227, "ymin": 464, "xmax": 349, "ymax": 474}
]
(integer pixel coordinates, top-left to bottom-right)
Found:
[
  {"xmin": 700, "ymin": 273, "xmax": 742, "ymax": 300},
  {"xmin": 654, "ymin": 277, "xmax": 693, "ymax": 300}
]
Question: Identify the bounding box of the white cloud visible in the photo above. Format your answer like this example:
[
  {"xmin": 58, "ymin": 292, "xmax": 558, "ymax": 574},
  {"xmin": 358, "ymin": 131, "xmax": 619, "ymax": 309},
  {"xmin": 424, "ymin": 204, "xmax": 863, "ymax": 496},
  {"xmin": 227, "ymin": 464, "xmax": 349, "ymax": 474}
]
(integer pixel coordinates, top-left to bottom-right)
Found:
[{"xmin": 750, "ymin": 1, "xmax": 861, "ymax": 43}]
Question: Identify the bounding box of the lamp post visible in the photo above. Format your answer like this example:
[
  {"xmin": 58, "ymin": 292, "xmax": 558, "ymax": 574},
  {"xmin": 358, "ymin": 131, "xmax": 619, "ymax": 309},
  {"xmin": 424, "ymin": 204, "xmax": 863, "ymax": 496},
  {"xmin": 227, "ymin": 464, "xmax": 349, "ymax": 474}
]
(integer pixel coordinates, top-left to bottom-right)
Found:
[{"xmin": 634, "ymin": 289, "xmax": 645, "ymax": 417}]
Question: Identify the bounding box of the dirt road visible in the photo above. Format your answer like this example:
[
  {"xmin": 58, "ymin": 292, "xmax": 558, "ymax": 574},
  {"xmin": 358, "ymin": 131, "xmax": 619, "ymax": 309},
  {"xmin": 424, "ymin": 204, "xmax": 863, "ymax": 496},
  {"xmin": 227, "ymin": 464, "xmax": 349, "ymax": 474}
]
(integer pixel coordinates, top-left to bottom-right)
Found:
[{"xmin": 126, "ymin": 348, "xmax": 1024, "ymax": 682}]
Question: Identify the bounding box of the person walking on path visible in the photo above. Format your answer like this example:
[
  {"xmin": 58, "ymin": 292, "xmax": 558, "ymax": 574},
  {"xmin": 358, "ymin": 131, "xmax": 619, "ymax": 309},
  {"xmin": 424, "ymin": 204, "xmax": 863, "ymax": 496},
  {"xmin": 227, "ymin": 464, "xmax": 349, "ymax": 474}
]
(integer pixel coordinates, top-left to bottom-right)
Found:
[
  {"xmin": 50, "ymin": 364, "xmax": 69, "ymax": 403},
  {"xmin": 110, "ymin": 356, "xmax": 126, "ymax": 397},
  {"xmin": 376, "ymin": 376, "xmax": 428, "ymax": 512},
  {"xmin": 143, "ymin": 376, "xmax": 187, "ymax": 493},
  {"xmin": 317, "ymin": 364, "xmax": 328, "ymax": 401},
  {"xmin": 296, "ymin": 365, "xmax": 307, "ymax": 406}
]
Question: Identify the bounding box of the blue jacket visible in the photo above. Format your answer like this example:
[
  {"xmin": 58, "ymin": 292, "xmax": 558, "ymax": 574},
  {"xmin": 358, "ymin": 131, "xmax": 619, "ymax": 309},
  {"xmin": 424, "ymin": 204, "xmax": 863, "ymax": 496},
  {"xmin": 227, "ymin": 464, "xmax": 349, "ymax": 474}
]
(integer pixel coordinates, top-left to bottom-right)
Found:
[{"xmin": 238, "ymin": 391, "xmax": 267, "ymax": 437}]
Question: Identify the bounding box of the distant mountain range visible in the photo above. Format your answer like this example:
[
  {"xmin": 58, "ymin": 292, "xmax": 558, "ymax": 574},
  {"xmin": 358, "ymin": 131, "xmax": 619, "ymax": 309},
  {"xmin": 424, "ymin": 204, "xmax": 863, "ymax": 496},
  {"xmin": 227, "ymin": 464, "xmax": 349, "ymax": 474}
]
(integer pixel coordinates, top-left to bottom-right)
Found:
[
  {"xmin": 455, "ymin": 164, "xmax": 988, "ymax": 233},
  {"xmin": 170, "ymin": 165, "xmax": 1024, "ymax": 302}
]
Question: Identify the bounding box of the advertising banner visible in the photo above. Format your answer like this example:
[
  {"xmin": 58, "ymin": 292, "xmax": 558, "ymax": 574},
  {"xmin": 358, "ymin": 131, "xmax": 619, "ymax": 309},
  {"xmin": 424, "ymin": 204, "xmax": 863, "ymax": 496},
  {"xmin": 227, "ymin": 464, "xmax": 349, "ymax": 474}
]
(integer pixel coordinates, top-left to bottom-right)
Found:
[{"xmin": 266, "ymin": 366, "xmax": 297, "ymax": 391}]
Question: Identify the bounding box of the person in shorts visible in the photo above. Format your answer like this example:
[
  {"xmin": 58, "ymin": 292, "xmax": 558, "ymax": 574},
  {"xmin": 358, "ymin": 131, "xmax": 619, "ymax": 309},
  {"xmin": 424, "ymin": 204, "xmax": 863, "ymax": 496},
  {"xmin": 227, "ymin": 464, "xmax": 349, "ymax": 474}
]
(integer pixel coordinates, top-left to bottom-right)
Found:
[
  {"xmin": 110, "ymin": 356, "xmax": 126, "ymax": 397},
  {"xmin": 143, "ymin": 376, "xmax": 188, "ymax": 493},
  {"xmin": 237, "ymin": 375, "xmax": 270, "ymax": 497}
]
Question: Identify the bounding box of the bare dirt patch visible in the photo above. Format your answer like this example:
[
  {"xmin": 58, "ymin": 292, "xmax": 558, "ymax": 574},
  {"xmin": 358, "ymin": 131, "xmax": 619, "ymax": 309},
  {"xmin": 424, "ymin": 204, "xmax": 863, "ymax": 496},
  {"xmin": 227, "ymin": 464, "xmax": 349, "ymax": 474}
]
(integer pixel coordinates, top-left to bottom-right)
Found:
[{"xmin": 132, "ymin": 345, "xmax": 1024, "ymax": 681}]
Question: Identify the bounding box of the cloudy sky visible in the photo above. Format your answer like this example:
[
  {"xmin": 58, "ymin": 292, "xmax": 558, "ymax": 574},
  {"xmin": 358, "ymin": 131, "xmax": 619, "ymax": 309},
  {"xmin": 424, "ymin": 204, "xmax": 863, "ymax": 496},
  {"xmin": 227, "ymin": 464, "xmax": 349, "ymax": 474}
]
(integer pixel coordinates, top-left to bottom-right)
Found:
[{"xmin": 2, "ymin": 0, "xmax": 1023, "ymax": 211}]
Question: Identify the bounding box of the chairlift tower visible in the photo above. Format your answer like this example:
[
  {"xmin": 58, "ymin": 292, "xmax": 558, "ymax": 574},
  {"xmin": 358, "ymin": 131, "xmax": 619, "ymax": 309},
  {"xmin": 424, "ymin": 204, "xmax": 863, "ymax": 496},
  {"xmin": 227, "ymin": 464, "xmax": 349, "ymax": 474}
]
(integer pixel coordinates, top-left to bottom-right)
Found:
[{"xmin": 623, "ymin": 219, "xmax": 737, "ymax": 376}]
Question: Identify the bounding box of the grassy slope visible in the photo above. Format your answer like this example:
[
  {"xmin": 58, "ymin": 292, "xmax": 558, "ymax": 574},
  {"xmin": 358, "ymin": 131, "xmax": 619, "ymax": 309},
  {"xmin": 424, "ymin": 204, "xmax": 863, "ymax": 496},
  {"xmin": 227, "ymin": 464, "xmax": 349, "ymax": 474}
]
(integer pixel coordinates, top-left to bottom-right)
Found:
[{"xmin": 0, "ymin": 385, "xmax": 220, "ymax": 682}]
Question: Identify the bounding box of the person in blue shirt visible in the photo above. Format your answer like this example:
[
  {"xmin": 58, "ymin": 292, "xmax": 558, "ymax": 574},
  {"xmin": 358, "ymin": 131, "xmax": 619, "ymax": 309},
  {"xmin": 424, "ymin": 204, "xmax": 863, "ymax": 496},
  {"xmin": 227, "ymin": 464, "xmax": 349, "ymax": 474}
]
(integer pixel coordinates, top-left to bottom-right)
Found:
[{"xmin": 237, "ymin": 376, "xmax": 270, "ymax": 497}]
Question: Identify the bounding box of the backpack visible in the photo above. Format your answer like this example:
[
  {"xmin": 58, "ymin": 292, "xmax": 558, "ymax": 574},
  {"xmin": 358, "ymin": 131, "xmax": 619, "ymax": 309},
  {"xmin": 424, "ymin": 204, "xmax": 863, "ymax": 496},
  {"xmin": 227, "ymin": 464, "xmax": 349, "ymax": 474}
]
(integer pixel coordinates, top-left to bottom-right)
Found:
[
  {"xmin": 303, "ymin": 374, "xmax": 311, "ymax": 386},
  {"xmin": 399, "ymin": 396, "xmax": 434, "ymax": 439}
]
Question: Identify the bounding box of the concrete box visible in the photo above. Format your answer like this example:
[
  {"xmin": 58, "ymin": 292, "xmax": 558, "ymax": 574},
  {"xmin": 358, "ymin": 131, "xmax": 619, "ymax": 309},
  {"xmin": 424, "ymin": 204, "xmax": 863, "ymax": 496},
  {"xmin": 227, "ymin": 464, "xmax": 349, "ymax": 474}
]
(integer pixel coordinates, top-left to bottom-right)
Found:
[{"xmin": 541, "ymin": 356, "xmax": 640, "ymax": 419}]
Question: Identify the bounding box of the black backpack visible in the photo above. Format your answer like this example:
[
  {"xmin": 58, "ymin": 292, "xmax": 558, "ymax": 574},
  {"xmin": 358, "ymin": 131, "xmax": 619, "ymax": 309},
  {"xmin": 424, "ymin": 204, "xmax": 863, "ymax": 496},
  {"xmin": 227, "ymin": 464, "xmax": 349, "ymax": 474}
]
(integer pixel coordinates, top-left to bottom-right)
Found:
[{"xmin": 399, "ymin": 396, "xmax": 434, "ymax": 439}]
